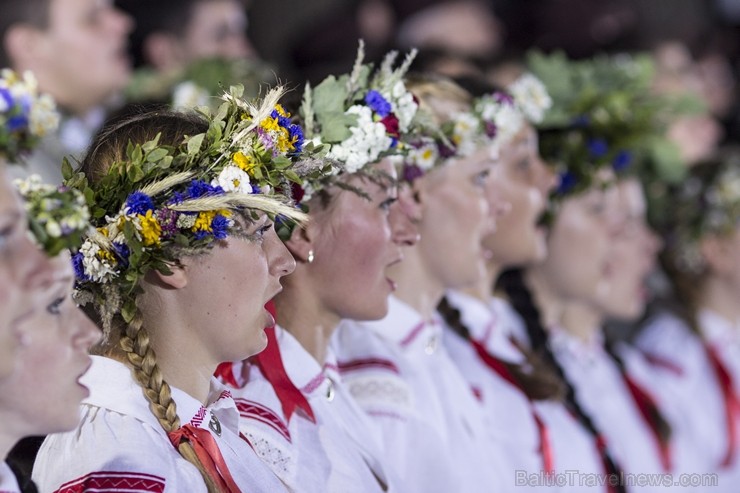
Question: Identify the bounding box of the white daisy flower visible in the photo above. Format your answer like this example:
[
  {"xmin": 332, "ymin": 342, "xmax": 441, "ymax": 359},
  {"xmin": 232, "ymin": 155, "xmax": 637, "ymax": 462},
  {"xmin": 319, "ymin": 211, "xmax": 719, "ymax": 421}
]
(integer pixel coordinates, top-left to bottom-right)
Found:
[{"xmin": 213, "ymin": 165, "xmax": 252, "ymax": 194}]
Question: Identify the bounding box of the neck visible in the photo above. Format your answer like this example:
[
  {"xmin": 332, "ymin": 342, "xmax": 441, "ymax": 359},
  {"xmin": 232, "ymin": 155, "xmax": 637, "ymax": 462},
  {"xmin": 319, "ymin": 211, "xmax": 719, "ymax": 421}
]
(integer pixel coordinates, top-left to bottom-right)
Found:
[
  {"xmin": 701, "ymin": 275, "xmax": 740, "ymax": 327},
  {"xmin": 560, "ymin": 301, "xmax": 604, "ymax": 344},
  {"xmin": 0, "ymin": 428, "xmax": 19, "ymax": 465},
  {"xmin": 462, "ymin": 259, "xmax": 501, "ymax": 303},
  {"xmin": 274, "ymin": 269, "xmax": 340, "ymax": 365},
  {"xmin": 525, "ymin": 267, "xmax": 566, "ymax": 330},
  {"xmin": 393, "ymin": 244, "xmax": 444, "ymax": 320}
]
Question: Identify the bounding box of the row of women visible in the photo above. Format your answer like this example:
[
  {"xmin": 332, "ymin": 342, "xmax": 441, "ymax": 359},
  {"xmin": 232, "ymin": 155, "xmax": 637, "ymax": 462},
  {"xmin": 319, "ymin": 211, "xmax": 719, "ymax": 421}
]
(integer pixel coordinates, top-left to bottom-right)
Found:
[{"xmin": 0, "ymin": 42, "xmax": 738, "ymax": 493}]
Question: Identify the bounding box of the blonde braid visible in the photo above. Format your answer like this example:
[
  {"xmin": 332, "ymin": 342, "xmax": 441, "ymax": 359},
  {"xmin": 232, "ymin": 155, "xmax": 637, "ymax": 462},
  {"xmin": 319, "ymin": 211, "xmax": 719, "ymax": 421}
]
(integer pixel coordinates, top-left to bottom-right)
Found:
[{"xmin": 118, "ymin": 307, "xmax": 222, "ymax": 493}]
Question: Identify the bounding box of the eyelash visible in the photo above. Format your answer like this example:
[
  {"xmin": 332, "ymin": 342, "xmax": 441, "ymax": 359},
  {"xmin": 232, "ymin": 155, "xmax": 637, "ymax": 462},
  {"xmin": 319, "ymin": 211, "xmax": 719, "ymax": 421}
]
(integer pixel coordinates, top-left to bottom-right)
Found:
[
  {"xmin": 47, "ymin": 296, "xmax": 66, "ymax": 315},
  {"xmin": 473, "ymin": 169, "xmax": 490, "ymax": 187},
  {"xmin": 380, "ymin": 197, "xmax": 397, "ymax": 212}
]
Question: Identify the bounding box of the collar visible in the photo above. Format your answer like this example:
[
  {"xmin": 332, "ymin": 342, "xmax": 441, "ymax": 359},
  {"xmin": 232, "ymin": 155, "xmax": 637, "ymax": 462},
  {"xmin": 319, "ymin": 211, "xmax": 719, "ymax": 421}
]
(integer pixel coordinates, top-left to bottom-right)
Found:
[
  {"xmin": 358, "ymin": 295, "xmax": 443, "ymax": 354},
  {"xmin": 82, "ymin": 356, "xmax": 240, "ymax": 435},
  {"xmin": 275, "ymin": 326, "xmax": 339, "ymax": 400},
  {"xmin": 700, "ymin": 309, "xmax": 740, "ymax": 347},
  {"xmin": 549, "ymin": 324, "xmax": 606, "ymax": 367}
]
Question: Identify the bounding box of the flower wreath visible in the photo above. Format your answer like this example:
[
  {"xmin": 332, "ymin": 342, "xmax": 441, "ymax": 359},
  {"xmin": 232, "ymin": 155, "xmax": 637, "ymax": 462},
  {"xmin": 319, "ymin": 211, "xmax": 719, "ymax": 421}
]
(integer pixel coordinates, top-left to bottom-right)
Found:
[
  {"xmin": 527, "ymin": 51, "xmax": 681, "ymax": 198},
  {"xmin": 65, "ymin": 85, "xmax": 325, "ymax": 334},
  {"xmin": 399, "ymin": 73, "xmax": 552, "ymax": 184},
  {"xmin": 0, "ymin": 69, "xmax": 60, "ymax": 163}
]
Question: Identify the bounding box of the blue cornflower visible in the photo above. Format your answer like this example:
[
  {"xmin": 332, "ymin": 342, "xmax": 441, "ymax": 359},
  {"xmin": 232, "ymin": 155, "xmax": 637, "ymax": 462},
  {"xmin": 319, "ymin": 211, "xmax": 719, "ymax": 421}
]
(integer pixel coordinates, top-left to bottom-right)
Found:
[
  {"xmin": 112, "ymin": 242, "xmax": 130, "ymax": 268},
  {"xmin": 186, "ymin": 180, "xmax": 224, "ymax": 199},
  {"xmin": 211, "ymin": 214, "xmax": 231, "ymax": 240},
  {"xmin": 365, "ymin": 90, "xmax": 391, "ymax": 117},
  {"xmin": 587, "ymin": 138, "xmax": 608, "ymax": 159},
  {"xmin": 289, "ymin": 123, "xmax": 304, "ymax": 153},
  {"xmin": 71, "ymin": 252, "xmax": 89, "ymax": 282},
  {"xmin": 125, "ymin": 191, "xmax": 155, "ymax": 215},
  {"xmin": 251, "ymin": 184, "xmax": 262, "ymax": 194},
  {"xmin": 612, "ymin": 150, "xmax": 633, "ymax": 172},
  {"xmin": 556, "ymin": 171, "xmax": 577, "ymax": 195},
  {"xmin": 0, "ymin": 87, "xmax": 13, "ymax": 112},
  {"xmin": 7, "ymin": 114, "xmax": 28, "ymax": 132}
]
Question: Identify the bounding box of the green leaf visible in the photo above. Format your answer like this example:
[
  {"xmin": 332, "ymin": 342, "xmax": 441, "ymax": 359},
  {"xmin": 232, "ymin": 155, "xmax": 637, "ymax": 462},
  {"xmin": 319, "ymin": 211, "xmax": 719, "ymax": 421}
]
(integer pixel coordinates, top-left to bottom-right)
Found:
[
  {"xmin": 61, "ymin": 158, "xmax": 73, "ymax": 181},
  {"xmin": 313, "ymin": 76, "xmax": 348, "ymax": 115},
  {"xmin": 121, "ymin": 299, "xmax": 137, "ymax": 323},
  {"xmin": 131, "ymin": 144, "xmax": 143, "ymax": 164},
  {"xmin": 187, "ymin": 133, "xmax": 205, "ymax": 155},
  {"xmin": 146, "ymin": 147, "xmax": 169, "ymax": 163},
  {"xmin": 318, "ymin": 112, "xmax": 356, "ymax": 142}
]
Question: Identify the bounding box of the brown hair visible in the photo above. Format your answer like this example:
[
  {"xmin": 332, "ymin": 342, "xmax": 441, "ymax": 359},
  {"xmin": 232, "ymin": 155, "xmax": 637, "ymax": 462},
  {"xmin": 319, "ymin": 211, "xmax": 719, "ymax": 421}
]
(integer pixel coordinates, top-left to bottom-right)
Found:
[{"xmin": 80, "ymin": 110, "xmax": 222, "ymax": 492}]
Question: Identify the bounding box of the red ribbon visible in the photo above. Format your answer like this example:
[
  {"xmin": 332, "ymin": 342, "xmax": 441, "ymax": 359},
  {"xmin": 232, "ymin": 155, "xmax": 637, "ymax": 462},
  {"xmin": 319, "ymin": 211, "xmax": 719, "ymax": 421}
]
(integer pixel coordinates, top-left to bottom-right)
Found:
[
  {"xmin": 469, "ymin": 338, "xmax": 554, "ymax": 475},
  {"xmin": 169, "ymin": 424, "xmax": 241, "ymax": 493},
  {"xmin": 704, "ymin": 343, "xmax": 740, "ymax": 468},
  {"xmin": 252, "ymin": 301, "xmax": 316, "ymax": 424},
  {"xmin": 621, "ymin": 374, "xmax": 672, "ymax": 471}
]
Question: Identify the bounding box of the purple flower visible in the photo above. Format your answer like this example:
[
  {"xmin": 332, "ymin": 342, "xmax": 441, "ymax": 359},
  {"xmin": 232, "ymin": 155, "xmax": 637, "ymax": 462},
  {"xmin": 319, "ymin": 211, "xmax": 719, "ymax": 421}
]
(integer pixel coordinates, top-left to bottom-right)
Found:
[
  {"xmin": 402, "ymin": 164, "xmax": 425, "ymax": 183},
  {"xmin": 556, "ymin": 171, "xmax": 577, "ymax": 195},
  {"xmin": 157, "ymin": 207, "xmax": 179, "ymax": 239},
  {"xmin": 612, "ymin": 150, "xmax": 633, "ymax": 172},
  {"xmin": 587, "ymin": 138, "xmax": 608, "ymax": 159},
  {"xmin": 211, "ymin": 214, "xmax": 231, "ymax": 240},
  {"xmin": 365, "ymin": 90, "xmax": 392, "ymax": 117},
  {"xmin": 125, "ymin": 191, "xmax": 155, "ymax": 215},
  {"xmin": 71, "ymin": 252, "xmax": 89, "ymax": 282},
  {"xmin": 494, "ymin": 91, "xmax": 514, "ymax": 106},
  {"xmin": 186, "ymin": 180, "xmax": 224, "ymax": 199},
  {"xmin": 484, "ymin": 121, "xmax": 498, "ymax": 139},
  {"xmin": 437, "ymin": 141, "xmax": 457, "ymax": 159}
]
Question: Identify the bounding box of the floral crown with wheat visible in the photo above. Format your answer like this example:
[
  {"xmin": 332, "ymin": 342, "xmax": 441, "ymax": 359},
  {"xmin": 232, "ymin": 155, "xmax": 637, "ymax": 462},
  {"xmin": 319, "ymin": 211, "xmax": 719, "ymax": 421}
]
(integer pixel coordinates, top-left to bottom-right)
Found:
[{"xmin": 65, "ymin": 85, "xmax": 326, "ymax": 334}]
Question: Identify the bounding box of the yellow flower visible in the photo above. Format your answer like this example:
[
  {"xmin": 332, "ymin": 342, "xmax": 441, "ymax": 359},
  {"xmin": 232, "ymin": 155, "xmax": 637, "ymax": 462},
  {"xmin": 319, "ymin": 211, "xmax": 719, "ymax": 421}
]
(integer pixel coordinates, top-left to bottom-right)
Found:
[
  {"xmin": 192, "ymin": 209, "xmax": 232, "ymax": 233},
  {"xmin": 274, "ymin": 104, "xmax": 289, "ymax": 118},
  {"xmin": 232, "ymin": 151, "xmax": 261, "ymax": 177},
  {"xmin": 138, "ymin": 210, "xmax": 162, "ymax": 246},
  {"xmin": 260, "ymin": 116, "xmax": 280, "ymax": 133},
  {"xmin": 96, "ymin": 248, "xmax": 116, "ymax": 263}
]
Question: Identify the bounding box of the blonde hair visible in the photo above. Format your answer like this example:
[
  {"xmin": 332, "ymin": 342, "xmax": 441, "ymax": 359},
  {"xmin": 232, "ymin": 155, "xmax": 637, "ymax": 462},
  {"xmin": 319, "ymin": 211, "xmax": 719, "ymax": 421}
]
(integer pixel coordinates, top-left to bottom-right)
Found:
[{"xmin": 404, "ymin": 73, "xmax": 472, "ymax": 124}]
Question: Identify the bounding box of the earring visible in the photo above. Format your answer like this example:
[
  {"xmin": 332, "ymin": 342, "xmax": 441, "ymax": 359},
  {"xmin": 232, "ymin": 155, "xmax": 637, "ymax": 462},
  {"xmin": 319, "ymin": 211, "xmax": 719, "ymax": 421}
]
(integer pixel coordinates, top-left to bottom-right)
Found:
[{"xmin": 307, "ymin": 250, "xmax": 315, "ymax": 264}]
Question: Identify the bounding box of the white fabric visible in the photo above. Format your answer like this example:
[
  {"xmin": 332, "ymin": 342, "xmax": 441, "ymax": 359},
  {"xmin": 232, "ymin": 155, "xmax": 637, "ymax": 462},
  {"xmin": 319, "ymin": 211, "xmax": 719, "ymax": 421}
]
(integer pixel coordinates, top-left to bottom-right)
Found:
[
  {"xmin": 220, "ymin": 326, "xmax": 394, "ymax": 493},
  {"xmin": 448, "ymin": 291, "xmax": 607, "ymax": 492},
  {"xmin": 550, "ymin": 327, "xmax": 669, "ymax": 493},
  {"xmin": 636, "ymin": 310, "xmax": 740, "ymax": 492},
  {"xmin": 332, "ymin": 295, "xmax": 505, "ymax": 493},
  {"xmin": 33, "ymin": 356, "xmax": 288, "ymax": 493},
  {"xmin": 0, "ymin": 462, "xmax": 21, "ymax": 493}
]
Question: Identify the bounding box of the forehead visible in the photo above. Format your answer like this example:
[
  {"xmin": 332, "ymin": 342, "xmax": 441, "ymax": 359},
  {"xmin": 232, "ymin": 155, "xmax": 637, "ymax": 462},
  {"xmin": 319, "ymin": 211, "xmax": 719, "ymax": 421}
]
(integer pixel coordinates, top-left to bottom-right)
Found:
[{"xmin": 0, "ymin": 171, "xmax": 23, "ymax": 216}]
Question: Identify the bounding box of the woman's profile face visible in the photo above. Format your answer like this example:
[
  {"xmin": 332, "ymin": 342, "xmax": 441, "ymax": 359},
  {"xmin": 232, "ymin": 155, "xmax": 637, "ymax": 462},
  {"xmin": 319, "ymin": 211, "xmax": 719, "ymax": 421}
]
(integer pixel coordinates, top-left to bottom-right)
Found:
[
  {"xmin": 0, "ymin": 169, "xmax": 57, "ymax": 379},
  {"xmin": 0, "ymin": 253, "xmax": 100, "ymax": 435},
  {"xmin": 538, "ymin": 175, "xmax": 621, "ymax": 306},
  {"xmin": 483, "ymin": 125, "xmax": 556, "ymax": 268},
  {"xmin": 596, "ymin": 179, "xmax": 661, "ymax": 321},
  {"xmin": 306, "ymin": 159, "xmax": 404, "ymax": 321},
  {"xmin": 176, "ymin": 211, "xmax": 297, "ymax": 361},
  {"xmin": 415, "ymin": 145, "xmax": 495, "ymax": 290}
]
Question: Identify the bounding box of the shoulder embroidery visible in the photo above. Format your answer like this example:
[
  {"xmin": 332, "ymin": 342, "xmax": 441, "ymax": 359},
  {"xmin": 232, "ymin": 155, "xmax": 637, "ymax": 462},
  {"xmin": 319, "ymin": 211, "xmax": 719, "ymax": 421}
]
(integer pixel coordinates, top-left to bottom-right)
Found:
[
  {"xmin": 243, "ymin": 430, "xmax": 294, "ymax": 481},
  {"xmin": 344, "ymin": 374, "xmax": 412, "ymax": 415},
  {"xmin": 337, "ymin": 358, "xmax": 400, "ymax": 375},
  {"xmin": 53, "ymin": 471, "xmax": 166, "ymax": 493},
  {"xmin": 235, "ymin": 398, "xmax": 291, "ymax": 442}
]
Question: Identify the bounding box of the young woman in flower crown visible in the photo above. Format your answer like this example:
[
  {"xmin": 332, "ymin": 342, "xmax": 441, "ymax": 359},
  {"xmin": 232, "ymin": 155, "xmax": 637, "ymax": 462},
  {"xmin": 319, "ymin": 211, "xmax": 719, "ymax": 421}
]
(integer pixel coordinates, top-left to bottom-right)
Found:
[
  {"xmin": 634, "ymin": 149, "xmax": 740, "ymax": 491},
  {"xmin": 495, "ymin": 53, "xmax": 683, "ymax": 493},
  {"xmin": 432, "ymin": 73, "xmax": 619, "ymax": 493},
  {"xmin": 32, "ymin": 86, "xmax": 311, "ymax": 493},
  {"xmin": 214, "ymin": 45, "xmax": 421, "ymax": 493},
  {"xmin": 0, "ymin": 69, "xmax": 100, "ymax": 493},
  {"xmin": 328, "ymin": 71, "xmax": 510, "ymax": 493}
]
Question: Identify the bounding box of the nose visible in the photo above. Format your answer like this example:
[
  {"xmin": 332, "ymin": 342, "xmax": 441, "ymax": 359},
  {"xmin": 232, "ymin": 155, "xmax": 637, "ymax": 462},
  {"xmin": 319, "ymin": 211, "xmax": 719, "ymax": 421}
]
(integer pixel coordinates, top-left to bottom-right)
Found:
[
  {"xmin": 73, "ymin": 309, "xmax": 102, "ymax": 350},
  {"xmin": 535, "ymin": 157, "xmax": 558, "ymax": 197},
  {"xmin": 485, "ymin": 179, "xmax": 511, "ymax": 222},
  {"xmin": 265, "ymin": 227, "xmax": 296, "ymax": 277},
  {"xmin": 389, "ymin": 184, "xmax": 421, "ymax": 247},
  {"xmin": 105, "ymin": 4, "xmax": 135, "ymax": 35}
]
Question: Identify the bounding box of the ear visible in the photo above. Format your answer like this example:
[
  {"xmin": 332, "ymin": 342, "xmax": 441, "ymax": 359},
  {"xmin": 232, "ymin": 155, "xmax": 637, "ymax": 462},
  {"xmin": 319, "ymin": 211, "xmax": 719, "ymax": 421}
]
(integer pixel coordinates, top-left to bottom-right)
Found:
[
  {"xmin": 700, "ymin": 234, "xmax": 733, "ymax": 276},
  {"xmin": 147, "ymin": 263, "xmax": 189, "ymax": 290},
  {"xmin": 4, "ymin": 24, "xmax": 44, "ymax": 67},
  {"xmin": 283, "ymin": 219, "xmax": 318, "ymax": 264},
  {"xmin": 143, "ymin": 33, "xmax": 183, "ymax": 72}
]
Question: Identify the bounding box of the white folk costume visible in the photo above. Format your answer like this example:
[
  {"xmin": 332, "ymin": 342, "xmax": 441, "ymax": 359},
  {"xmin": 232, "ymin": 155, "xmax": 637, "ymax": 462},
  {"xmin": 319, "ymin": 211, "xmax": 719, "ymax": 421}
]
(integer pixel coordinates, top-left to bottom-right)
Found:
[
  {"xmin": 33, "ymin": 356, "xmax": 288, "ymax": 493},
  {"xmin": 636, "ymin": 310, "xmax": 740, "ymax": 492},
  {"xmin": 217, "ymin": 325, "xmax": 394, "ymax": 493},
  {"xmin": 0, "ymin": 463, "xmax": 21, "ymax": 493},
  {"xmin": 332, "ymin": 295, "xmax": 505, "ymax": 493},
  {"xmin": 549, "ymin": 327, "xmax": 671, "ymax": 493},
  {"xmin": 447, "ymin": 291, "xmax": 608, "ymax": 493}
]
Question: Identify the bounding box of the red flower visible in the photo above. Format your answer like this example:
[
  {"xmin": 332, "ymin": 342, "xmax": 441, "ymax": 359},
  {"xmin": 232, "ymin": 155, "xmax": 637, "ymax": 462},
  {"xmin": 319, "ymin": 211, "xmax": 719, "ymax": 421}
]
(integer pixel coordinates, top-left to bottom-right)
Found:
[
  {"xmin": 381, "ymin": 114, "xmax": 400, "ymax": 138},
  {"xmin": 291, "ymin": 182, "xmax": 305, "ymax": 203}
]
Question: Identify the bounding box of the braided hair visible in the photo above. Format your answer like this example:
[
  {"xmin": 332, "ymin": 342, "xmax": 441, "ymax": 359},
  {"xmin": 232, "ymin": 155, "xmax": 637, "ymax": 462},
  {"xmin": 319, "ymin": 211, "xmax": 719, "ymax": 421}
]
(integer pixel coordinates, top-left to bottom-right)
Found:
[
  {"xmin": 498, "ymin": 268, "xmax": 626, "ymax": 492},
  {"xmin": 437, "ymin": 296, "xmax": 565, "ymax": 401},
  {"xmin": 79, "ymin": 112, "xmax": 224, "ymax": 492}
]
